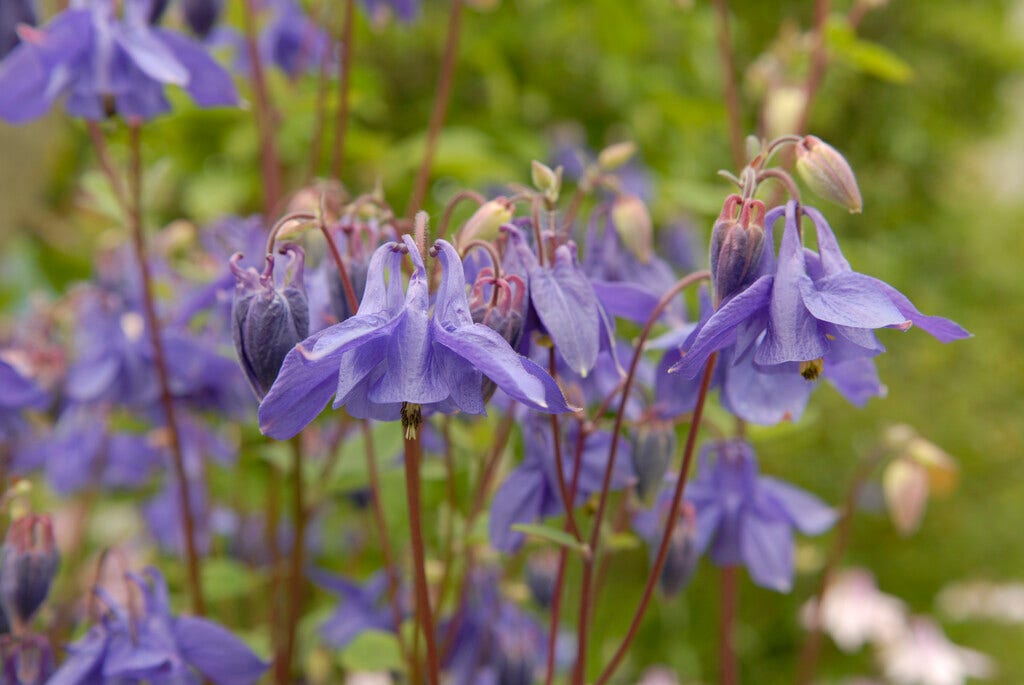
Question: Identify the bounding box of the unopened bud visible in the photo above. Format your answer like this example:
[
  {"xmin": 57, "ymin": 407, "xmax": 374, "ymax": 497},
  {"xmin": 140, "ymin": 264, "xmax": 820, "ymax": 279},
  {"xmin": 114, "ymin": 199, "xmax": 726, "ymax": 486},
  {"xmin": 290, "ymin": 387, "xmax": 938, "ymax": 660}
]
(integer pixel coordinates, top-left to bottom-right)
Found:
[
  {"xmin": 525, "ymin": 550, "xmax": 560, "ymax": 609},
  {"xmin": 0, "ymin": 633, "xmax": 55, "ymax": 684},
  {"xmin": 632, "ymin": 421, "xmax": 676, "ymax": 502},
  {"xmin": 709, "ymin": 194, "xmax": 767, "ymax": 305},
  {"xmin": 0, "ymin": 515, "xmax": 59, "ymax": 626},
  {"xmin": 455, "ymin": 198, "xmax": 513, "ymax": 249},
  {"xmin": 530, "ymin": 161, "xmax": 562, "ymax": 203},
  {"xmin": 795, "ymin": 136, "xmax": 863, "ymax": 213},
  {"xmin": 230, "ymin": 247, "xmax": 311, "ymax": 399},
  {"xmin": 182, "ymin": 0, "xmax": 224, "ymax": 37},
  {"xmin": 597, "ymin": 141, "xmax": 637, "ymax": 171},
  {"xmin": 659, "ymin": 503, "xmax": 699, "ymax": 597},
  {"xmin": 763, "ymin": 85, "xmax": 807, "ymax": 140},
  {"xmin": 470, "ymin": 272, "xmax": 527, "ymax": 402},
  {"xmin": 611, "ymin": 194, "xmax": 654, "ymax": 264}
]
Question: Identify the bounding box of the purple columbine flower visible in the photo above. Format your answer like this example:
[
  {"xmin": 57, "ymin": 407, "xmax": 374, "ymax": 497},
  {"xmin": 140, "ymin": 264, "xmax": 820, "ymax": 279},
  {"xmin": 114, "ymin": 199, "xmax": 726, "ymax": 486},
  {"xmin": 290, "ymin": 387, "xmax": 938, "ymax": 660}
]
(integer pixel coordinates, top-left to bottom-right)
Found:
[
  {"xmin": 48, "ymin": 566, "xmax": 268, "ymax": 685},
  {"xmin": 260, "ymin": 0, "xmax": 331, "ymax": 78},
  {"xmin": 685, "ymin": 439, "xmax": 836, "ymax": 592},
  {"xmin": 0, "ymin": 358, "xmax": 47, "ymax": 445},
  {"xmin": 312, "ymin": 571, "xmax": 403, "ymax": 650},
  {"xmin": 0, "ymin": 0, "xmax": 238, "ymax": 123},
  {"xmin": 633, "ymin": 488, "xmax": 699, "ymax": 597},
  {"xmin": 258, "ymin": 236, "xmax": 571, "ymax": 439},
  {"xmin": 671, "ymin": 202, "xmax": 969, "ymax": 383},
  {"xmin": 489, "ymin": 413, "xmax": 635, "ymax": 553}
]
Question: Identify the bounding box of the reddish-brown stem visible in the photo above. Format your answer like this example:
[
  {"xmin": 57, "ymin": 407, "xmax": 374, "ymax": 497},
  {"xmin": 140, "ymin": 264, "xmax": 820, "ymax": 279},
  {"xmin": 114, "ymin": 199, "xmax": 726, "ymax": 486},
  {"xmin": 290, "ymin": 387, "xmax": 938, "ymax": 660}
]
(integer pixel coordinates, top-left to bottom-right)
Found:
[
  {"xmin": 305, "ymin": 0, "xmax": 335, "ymax": 182},
  {"xmin": 560, "ymin": 183, "xmax": 588, "ymax": 234},
  {"xmin": 436, "ymin": 188, "xmax": 485, "ymax": 242},
  {"xmin": 279, "ymin": 437, "xmax": 308, "ymax": 683},
  {"xmin": 549, "ymin": 350, "xmax": 583, "ymax": 543},
  {"xmin": 330, "ymin": 0, "xmax": 357, "ymax": 180},
  {"xmin": 720, "ymin": 565, "xmax": 739, "ymax": 685},
  {"xmin": 406, "ymin": 0, "xmax": 464, "ymax": 218},
  {"xmin": 360, "ymin": 419, "xmax": 413, "ymax": 667},
  {"xmin": 241, "ymin": 0, "xmax": 283, "ymax": 217},
  {"xmin": 85, "ymin": 122, "xmax": 127, "ymax": 214},
  {"xmin": 796, "ymin": 0, "xmax": 832, "ymax": 135},
  {"xmin": 594, "ymin": 354, "xmax": 719, "ymax": 685},
  {"xmin": 796, "ymin": 449, "xmax": 884, "ymax": 685},
  {"xmin": 318, "ymin": 213, "xmax": 360, "ymax": 315},
  {"xmin": 266, "ymin": 460, "xmax": 284, "ymax": 679},
  {"xmin": 712, "ymin": 0, "xmax": 747, "ymax": 171},
  {"xmin": 574, "ymin": 270, "xmax": 711, "ymax": 684},
  {"xmin": 403, "ymin": 419, "xmax": 440, "ymax": 685},
  {"xmin": 125, "ymin": 125, "xmax": 206, "ymax": 615}
]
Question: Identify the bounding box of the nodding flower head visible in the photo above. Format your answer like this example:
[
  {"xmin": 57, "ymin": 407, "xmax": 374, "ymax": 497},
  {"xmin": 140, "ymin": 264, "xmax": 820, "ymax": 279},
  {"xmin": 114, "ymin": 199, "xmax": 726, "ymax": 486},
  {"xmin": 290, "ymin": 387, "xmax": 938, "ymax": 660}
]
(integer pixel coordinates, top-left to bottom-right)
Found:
[
  {"xmin": 470, "ymin": 269, "xmax": 527, "ymax": 402},
  {"xmin": 709, "ymin": 194, "xmax": 767, "ymax": 305},
  {"xmin": 230, "ymin": 245, "xmax": 310, "ymax": 400},
  {"xmin": 0, "ymin": 514, "xmax": 59, "ymax": 627}
]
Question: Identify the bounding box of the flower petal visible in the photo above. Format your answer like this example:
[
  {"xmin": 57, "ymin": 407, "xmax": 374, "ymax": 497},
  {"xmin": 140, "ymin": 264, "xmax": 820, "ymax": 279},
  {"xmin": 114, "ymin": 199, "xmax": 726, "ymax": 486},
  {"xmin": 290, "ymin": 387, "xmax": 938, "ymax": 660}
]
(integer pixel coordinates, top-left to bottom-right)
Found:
[
  {"xmin": 155, "ymin": 29, "xmax": 239, "ymax": 107},
  {"xmin": 174, "ymin": 616, "xmax": 270, "ymax": 685},
  {"xmin": 489, "ymin": 466, "xmax": 548, "ymax": 553},
  {"xmin": 867, "ymin": 277, "xmax": 972, "ymax": 342},
  {"xmin": 759, "ymin": 476, "xmax": 837, "ymax": 535},
  {"xmin": 739, "ymin": 512, "xmax": 794, "ymax": 592},
  {"xmin": 257, "ymin": 336, "xmax": 341, "ymax": 439},
  {"xmin": 798, "ymin": 271, "xmax": 908, "ymax": 329}
]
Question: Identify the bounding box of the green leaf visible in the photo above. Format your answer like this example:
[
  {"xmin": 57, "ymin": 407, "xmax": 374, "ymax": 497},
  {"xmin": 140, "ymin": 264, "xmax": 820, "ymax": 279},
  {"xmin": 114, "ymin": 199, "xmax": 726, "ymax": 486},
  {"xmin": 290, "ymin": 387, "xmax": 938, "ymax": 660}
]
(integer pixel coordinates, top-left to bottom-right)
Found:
[
  {"xmin": 828, "ymin": 23, "xmax": 914, "ymax": 84},
  {"xmin": 339, "ymin": 630, "xmax": 406, "ymax": 673},
  {"xmin": 510, "ymin": 523, "xmax": 587, "ymax": 553}
]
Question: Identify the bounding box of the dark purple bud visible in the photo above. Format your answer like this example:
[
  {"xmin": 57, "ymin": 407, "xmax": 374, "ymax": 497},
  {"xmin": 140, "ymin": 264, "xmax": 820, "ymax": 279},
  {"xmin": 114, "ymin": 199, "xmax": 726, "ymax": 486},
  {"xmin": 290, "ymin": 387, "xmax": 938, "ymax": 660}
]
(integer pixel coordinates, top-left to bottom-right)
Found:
[
  {"xmin": 0, "ymin": 515, "xmax": 59, "ymax": 626},
  {"xmin": 631, "ymin": 420, "xmax": 677, "ymax": 502},
  {"xmin": 147, "ymin": 0, "xmax": 172, "ymax": 25},
  {"xmin": 182, "ymin": 0, "xmax": 224, "ymax": 38},
  {"xmin": 470, "ymin": 270, "xmax": 527, "ymax": 401},
  {"xmin": 327, "ymin": 257, "xmax": 368, "ymax": 324},
  {"xmin": 1, "ymin": 633, "xmax": 55, "ymax": 685},
  {"xmin": 524, "ymin": 550, "xmax": 560, "ymax": 609},
  {"xmin": 231, "ymin": 246, "xmax": 310, "ymax": 400},
  {"xmin": 0, "ymin": 0, "xmax": 36, "ymax": 59},
  {"xmin": 709, "ymin": 194, "xmax": 766, "ymax": 305},
  {"xmin": 495, "ymin": 619, "xmax": 539, "ymax": 685},
  {"xmin": 658, "ymin": 503, "xmax": 698, "ymax": 597}
]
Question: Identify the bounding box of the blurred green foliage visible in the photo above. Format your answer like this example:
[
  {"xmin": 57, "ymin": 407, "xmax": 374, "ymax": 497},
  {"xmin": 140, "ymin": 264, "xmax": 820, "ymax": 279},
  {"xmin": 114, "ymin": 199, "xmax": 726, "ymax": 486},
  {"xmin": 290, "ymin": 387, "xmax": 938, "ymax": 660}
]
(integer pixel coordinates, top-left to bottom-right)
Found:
[{"xmin": 1, "ymin": 0, "xmax": 1023, "ymax": 682}]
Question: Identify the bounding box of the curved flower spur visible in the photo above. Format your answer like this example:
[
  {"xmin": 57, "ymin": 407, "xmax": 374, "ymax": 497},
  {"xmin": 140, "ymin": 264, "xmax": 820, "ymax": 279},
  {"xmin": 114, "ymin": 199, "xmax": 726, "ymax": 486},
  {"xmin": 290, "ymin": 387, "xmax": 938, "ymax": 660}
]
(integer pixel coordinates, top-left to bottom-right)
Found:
[{"xmin": 258, "ymin": 235, "xmax": 571, "ymax": 439}]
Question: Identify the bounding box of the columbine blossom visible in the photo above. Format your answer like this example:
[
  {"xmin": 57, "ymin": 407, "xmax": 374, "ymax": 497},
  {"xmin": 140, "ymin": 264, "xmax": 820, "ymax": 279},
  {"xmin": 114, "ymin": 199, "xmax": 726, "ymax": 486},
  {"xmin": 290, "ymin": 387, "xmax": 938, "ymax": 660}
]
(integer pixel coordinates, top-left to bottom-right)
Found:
[
  {"xmin": 685, "ymin": 439, "xmax": 836, "ymax": 592},
  {"xmin": 0, "ymin": 0, "xmax": 237, "ymax": 123},
  {"xmin": 0, "ymin": 358, "xmax": 47, "ymax": 444},
  {"xmin": 49, "ymin": 567, "xmax": 267, "ymax": 685},
  {"xmin": 258, "ymin": 236, "xmax": 571, "ymax": 439},
  {"xmin": 312, "ymin": 571, "xmax": 403, "ymax": 650}
]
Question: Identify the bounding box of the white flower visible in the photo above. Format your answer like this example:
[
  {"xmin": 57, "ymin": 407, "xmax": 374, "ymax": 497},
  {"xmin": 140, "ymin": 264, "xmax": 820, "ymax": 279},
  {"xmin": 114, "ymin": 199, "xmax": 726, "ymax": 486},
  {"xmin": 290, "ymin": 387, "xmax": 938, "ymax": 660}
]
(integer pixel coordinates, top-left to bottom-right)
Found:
[
  {"xmin": 880, "ymin": 617, "xmax": 994, "ymax": 685},
  {"xmin": 802, "ymin": 568, "xmax": 905, "ymax": 652}
]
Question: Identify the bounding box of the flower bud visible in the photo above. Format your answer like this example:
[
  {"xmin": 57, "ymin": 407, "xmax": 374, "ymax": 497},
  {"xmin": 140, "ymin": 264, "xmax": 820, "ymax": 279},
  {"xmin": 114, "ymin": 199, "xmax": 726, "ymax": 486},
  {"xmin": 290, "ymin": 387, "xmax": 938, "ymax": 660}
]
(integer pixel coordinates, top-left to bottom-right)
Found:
[
  {"xmin": 631, "ymin": 420, "xmax": 676, "ymax": 503},
  {"xmin": 455, "ymin": 198, "xmax": 513, "ymax": 250},
  {"xmin": 530, "ymin": 161, "xmax": 562, "ymax": 203},
  {"xmin": 795, "ymin": 135, "xmax": 863, "ymax": 213},
  {"xmin": 597, "ymin": 141, "xmax": 637, "ymax": 171},
  {"xmin": 0, "ymin": 515, "xmax": 59, "ymax": 627},
  {"xmin": 182, "ymin": 0, "xmax": 223, "ymax": 38},
  {"xmin": 0, "ymin": 633, "xmax": 54, "ymax": 684},
  {"xmin": 230, "ymin": 246, "xmax": 310, "ymax": 399},
  {"xmin": 709, "ymin": 194, "xmax": 767, "ymax": 305},
  {"xmin": 470, "ymin": 271, "xmax": 527, "ymax": 402},
  {"xmin": 610, "ymin": 194, "xmax": 654, "ymax": 264},
  {"xmin": 659, "ymin": 503, "xmax": 698, "ymax": 597},
  {"xmin": 525, "ymin": 550, "xmax": 560, "ymax": 609}
]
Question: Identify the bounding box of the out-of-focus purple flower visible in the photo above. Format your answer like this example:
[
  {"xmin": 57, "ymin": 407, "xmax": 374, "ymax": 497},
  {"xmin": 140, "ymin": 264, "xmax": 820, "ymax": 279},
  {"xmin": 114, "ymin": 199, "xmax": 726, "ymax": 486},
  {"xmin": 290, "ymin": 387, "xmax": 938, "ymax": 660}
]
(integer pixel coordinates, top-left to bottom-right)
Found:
[
  {"xmin": 0, "ymin": 633, "xmax": 55, "ymax": 685},
  {"xmin": 48, "ymin": 566, "xmax": 268, "ymax": 685},
  {"xmin": 0, "ymin": 358, "xmax": 47, "ymax": 445},
  {"xmin": 0, "ymin": 0, "xmax": 35, "ymax": 59},
  {"xmin": 260, "ymin": 0, "xmax": 331, "ymax": 77},
  {"xmin": 489, "ymin": 413, "xmax": 635, "ymax": 553},
  {"xmin": 0, "ymin": 515, "xmax": 59, "ymax": 628},
  {"xmin": 685, "ymin": 439, "xmax": 836, "ymax": 592},
  {"xmin": 360, "ymin": 0, "xmax": 419, "ymax": 24},
  {"xmin": 259, "ymin": 237, "xmax": 571, "ymax": 438},
  {"xmin": 631, "ymin": 419, "xmax": 677, "ymax": 502},
  {"xmin": 231, "ymin": 246, "xmax": 310, "ymax": 400},
  {"xmin": 0, "ymin": 0, "xmax": 238, "ymax": 123},
  {"xmin": 313, "ymin": 571, "xmax": 401, "ymax": 649},
  {"xmin": 633, "ymin": 486, "xmax": 699, "ymax": 597},
  {"xmin": 181, "ymin": 0, "xmax": 223, "ymax": 38},
  {"xmin": 525, "ymin": 550, "xmax": 560, "ymax": 609}
]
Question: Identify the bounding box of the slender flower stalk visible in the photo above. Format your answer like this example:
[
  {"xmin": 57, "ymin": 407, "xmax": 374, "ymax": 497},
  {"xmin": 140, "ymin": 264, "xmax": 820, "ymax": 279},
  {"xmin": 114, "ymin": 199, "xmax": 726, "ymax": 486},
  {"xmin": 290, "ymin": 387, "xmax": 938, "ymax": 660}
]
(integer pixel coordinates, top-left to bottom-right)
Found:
[
  {"xmin": 125, "ymin": 124, "xmax": 206, "ymax": 616},
  {"xmin": 402, "ymin": 404, "xmax": 440, "ymax": 685},
  {"xmin": 720, "ymin": 565, "xmax": 740, "ymax": 685},
  {"xmin": 330, "ymin": 0, "xmax": 357, "ymax": 180},
  {"xmin": 594, "ymin": 354, "xmax": 719, "ymax": 685},
  {"xmin": 796, "ymin": 449, "xmax": 885, "ymax": 685},
  {"xmin": 572, "ymin": 270, "xmax": 710, "ymax": 685},
  {"xmin": 712, "ymin": 0, "xmax": 746, "ymax": 170},
  {"xmin": 279, "ymin": 436, "xmax": 307, "ymax": 684},
  {"xmin": 549, "ymin": 349, "xmax": 583, "ymax": 543},
  {"xmin": 406, "ymin": 0, "xmax": 465, "ymax": 218},
  {"xmin": 306, "ymin": 0, "xmax": 336, "ymax": 181},
  {"xmin": 241, "ymin": 0, "xmax": 284, "ymax": 217},
  {"xmin": 796, "ymin": 0, "xmax": 832, "ymax": 135}
]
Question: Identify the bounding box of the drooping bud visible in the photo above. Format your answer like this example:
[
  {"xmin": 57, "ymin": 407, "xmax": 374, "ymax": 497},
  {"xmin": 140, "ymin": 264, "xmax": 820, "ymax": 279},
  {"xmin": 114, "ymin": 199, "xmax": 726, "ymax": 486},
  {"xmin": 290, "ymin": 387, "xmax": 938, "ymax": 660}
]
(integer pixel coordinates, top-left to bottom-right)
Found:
[
  {"xmin": 0, "ymin": 633, "xmax": 55, "ymax": 684},
  {"xmin": 454, "ymin": 197, "xmax": 513, "ymax": 250},
  {"xmin": 530, "ymin": 161, "xmax": 562, "ymax": 204},
  {"xmin": 0, "ymin": 0, "xmax": 36, "ymax": 58},
  {"xmin": 597, "ymin": 141, "xmax": 637, "ymax": 171},
  {"xmin": 795, "ymin": 135, "xmax": 863, "ymax": 213},
  {"xmin": 709, "ymin": 194, "xmax": 767, "ymax": 305},
  {"xmin": 230, "ymin": 246, "xmax": 310, "ymax": 399},
  {"xmin": 470, "ymin": 270, "xmax": 527, "ymax": 402},
  {"xmin": 182, "ymin": 0, "xmax": 224, "ymax": 38},
  {"xmin": 631, "ymin": 420, "xmax": 677, "ymax": 503},
  {"xmin": 658, "ymin": 503, "xmax": 699, "ymax": 597},
  {"xmin": 524, "ymin": 550, "xmax": 560, "ymax": 609},
  {"xmin": 0, "ymin": 515, "xmax": 59, "ymax": 627},
  {"xmin": 610, "ymin": 194, "xmax": 654, "ymax": 264}
]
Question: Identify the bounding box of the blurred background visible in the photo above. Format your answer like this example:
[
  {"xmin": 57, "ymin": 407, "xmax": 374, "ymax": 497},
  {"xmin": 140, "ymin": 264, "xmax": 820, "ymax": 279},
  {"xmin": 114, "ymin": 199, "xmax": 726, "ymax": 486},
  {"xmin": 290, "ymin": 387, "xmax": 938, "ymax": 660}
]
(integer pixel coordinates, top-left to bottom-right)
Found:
[{"xmin": 1, "ymin": 0, "xmax": 1022, "ymax": 682}]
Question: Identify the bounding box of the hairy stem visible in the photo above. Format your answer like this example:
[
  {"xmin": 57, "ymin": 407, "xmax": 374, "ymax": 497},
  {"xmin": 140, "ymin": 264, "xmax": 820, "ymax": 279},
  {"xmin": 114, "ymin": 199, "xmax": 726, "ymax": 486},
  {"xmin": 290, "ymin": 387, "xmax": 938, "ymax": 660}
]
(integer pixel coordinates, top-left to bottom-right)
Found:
[
  {"xmin": 126, "ymin": 124, "xmax": 206, "ymax": 615},
  {"xmin": 406, "ymin": 0, "xmax": 464, "ymax": 218}
]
